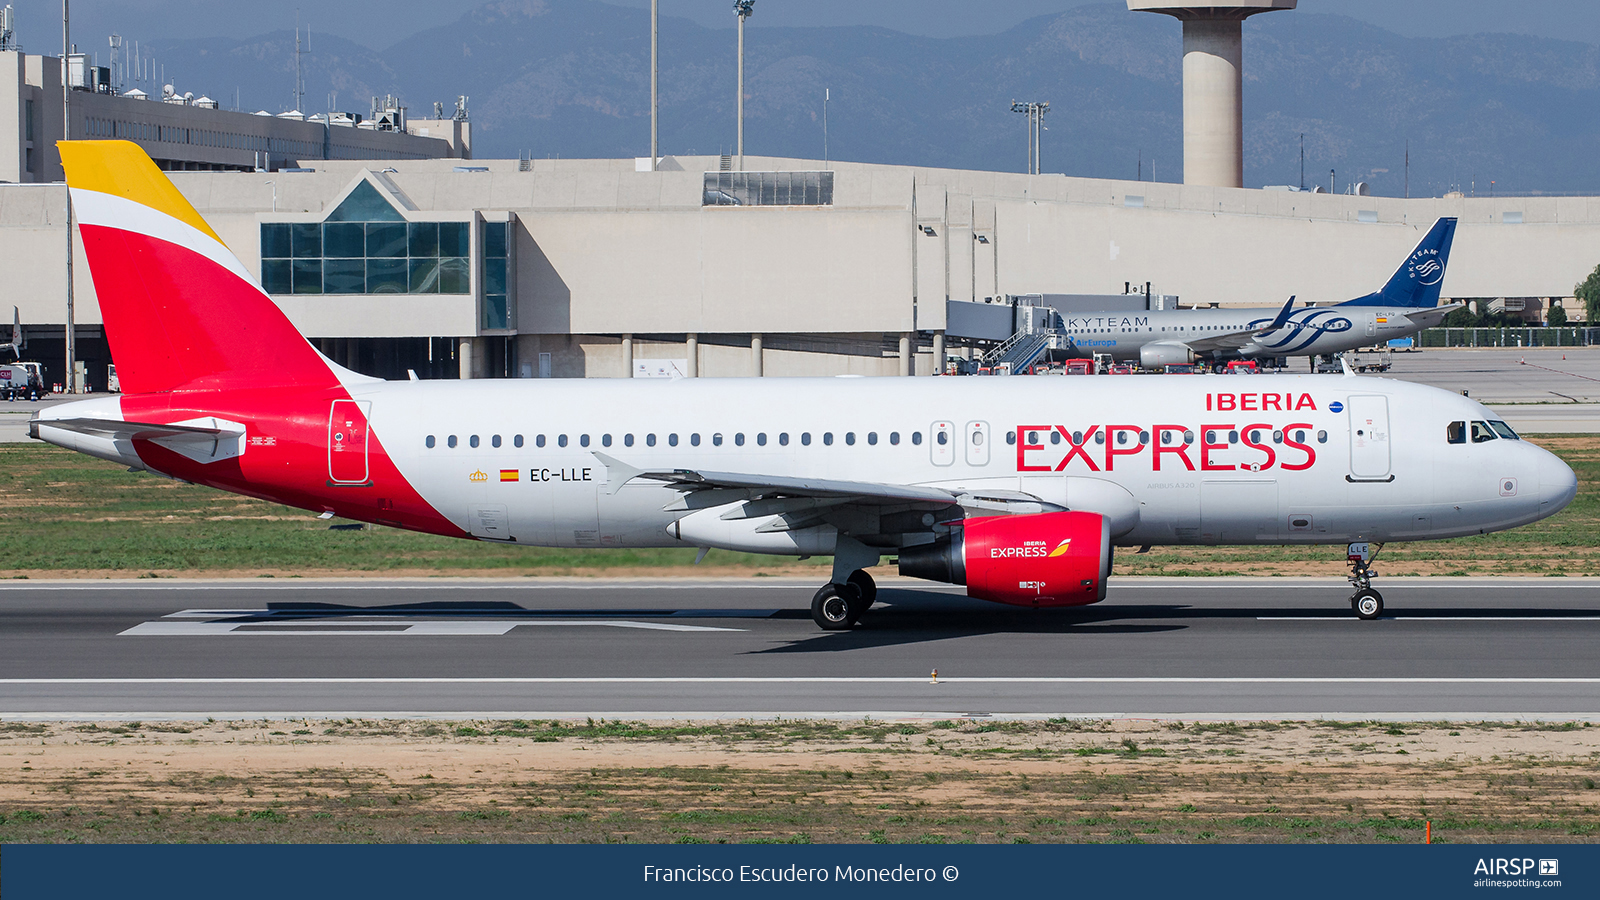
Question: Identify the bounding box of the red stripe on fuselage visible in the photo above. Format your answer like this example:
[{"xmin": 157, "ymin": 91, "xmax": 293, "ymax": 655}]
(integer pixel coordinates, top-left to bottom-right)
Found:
[
  {"xmin": 121, "ymin": 387, "xmax": 466, "ymax": 541},
  {"xmin": 75, "ymin": 226, "xmax": 465, "ymax": 539}
]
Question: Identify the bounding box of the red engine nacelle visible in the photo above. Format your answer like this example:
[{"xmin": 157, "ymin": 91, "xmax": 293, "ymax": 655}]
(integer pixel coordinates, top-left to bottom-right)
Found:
[{"xmin": 897, "ymin": 511, "xmax": 1112, "ymax": 607}]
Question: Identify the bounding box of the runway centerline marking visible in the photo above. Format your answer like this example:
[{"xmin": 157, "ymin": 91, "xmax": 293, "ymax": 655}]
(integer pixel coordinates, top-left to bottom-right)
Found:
[{"xmin": 1, "ymin": 677, "xmax": 1596, "ymax": 685}]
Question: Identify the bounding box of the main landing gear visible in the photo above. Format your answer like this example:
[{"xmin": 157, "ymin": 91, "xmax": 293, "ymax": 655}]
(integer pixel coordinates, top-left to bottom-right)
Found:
[
  {"xmin": 811, "ymin": 569, "xmax": 876, "ymax": 630},
  {"xmin": 1347, "ymin": 541, "xmax": 1385, "ymax": 620}
]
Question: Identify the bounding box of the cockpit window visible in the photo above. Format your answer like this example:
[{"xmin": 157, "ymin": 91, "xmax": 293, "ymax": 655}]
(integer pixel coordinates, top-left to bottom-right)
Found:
[
  {"xmin": 1489, "ymin": 420, "xmax": 1520, "ymax": 440},
  {"xmin": 1446, "ymin": 421, "xmax": 1466, "ymax": 444},
  {"xmin": 1470, "ymin": 421, "xmax": 1497, "ymax": 443}
]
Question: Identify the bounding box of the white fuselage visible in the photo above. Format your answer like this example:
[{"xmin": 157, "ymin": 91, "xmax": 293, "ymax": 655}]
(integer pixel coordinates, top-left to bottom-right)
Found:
[
  {"xmin": 1064, "ymin": 306, "xmax": 1428, "ymax": 361},
  {"xmin": 327, "ymin": 372, "xmax": 1573, "ymax": 552}
]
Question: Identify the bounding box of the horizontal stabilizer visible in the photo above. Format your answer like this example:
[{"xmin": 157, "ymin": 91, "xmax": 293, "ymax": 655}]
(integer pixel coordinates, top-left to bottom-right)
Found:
[{"xmin": 29, "ymin": 417, "xmax": 243, "ymax": 442}]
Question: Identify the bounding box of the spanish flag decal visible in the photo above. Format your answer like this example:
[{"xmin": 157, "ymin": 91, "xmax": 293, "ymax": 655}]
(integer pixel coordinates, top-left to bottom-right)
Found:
[
  {"xmin": 1376, "ymin": 317, "xmax": 1388, "ymax": 324},
  {"xmin": 1048, "ymin": 539, "xmax": 1072, "ymax": 558},
  {"xmin": 500, "ymin": 469, "xmax": 519, "ymax": 482}
]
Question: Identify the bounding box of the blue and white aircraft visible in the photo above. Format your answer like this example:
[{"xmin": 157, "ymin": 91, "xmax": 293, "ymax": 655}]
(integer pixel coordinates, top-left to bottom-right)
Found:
[{"xmin": 1061, "ymin": 218, "xmax": 1459, "ymax": 367}]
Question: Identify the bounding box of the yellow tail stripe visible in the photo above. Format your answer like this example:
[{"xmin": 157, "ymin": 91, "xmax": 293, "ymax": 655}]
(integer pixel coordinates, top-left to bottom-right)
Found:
[{"xmin": 57, "ymin": 140, "xmax": 223, "ymax": 244}]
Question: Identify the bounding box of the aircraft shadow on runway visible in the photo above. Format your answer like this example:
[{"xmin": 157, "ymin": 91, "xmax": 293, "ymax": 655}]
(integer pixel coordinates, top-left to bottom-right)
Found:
[{"xmin": 750, "ymin": 588, "xmax": 1600, "ymax": 654}]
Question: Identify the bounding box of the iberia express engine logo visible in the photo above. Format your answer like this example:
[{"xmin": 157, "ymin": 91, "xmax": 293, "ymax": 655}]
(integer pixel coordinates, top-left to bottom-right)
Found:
[{"xmin": 992, "ymin": 538, "xmax": 1072, "ymax": 559}]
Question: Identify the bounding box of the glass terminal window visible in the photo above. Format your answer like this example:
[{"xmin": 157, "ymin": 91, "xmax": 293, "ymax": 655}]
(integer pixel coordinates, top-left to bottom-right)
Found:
[
  {"xmin": 702, "ymin": 171, "xmax": 834, "ymax": 207},
  {"xmin": 260, "ymin": 181, "xmax": 471, "ymax": 297}
]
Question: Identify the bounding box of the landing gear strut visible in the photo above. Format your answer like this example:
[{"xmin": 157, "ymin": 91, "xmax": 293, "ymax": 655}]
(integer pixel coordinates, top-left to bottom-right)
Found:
[
  {"xmin": 811, "ymin": 569, "xmax": 877, "ymax": 631},
  {"xmin": 1347, "ymin": 541, "xmax": 1385, "ymax": 620}
]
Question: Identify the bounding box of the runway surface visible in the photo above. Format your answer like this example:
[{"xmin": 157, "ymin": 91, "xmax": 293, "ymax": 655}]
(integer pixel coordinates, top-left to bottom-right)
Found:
[{"xmin": 1, "ymin": 577, "xmax": 1598, "ymax": 721}]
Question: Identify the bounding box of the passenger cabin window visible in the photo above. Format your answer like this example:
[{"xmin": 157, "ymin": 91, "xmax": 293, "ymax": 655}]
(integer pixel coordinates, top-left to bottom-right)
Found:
[
  {"xmin": 624, "ymin": 434, "xmax": 634, "ymax": 447},
  {"xmin": 581, "ymin": 435, "xmax": 591, "ymax": 447},
  {"xmin": 536, "ymin": 435, "xmax": 546, "ymax": 448},
  {"xmin": 425, "ymin": 435, "xmax": 436, "ymax": 448},
  {"xmin": 1005, "ymin": 431, "xmax": 1016, "ymax": 446},
  {"xmin": 713, "ymin": 433, "xmax": 724, "ymax": 446},
  {"xmin": 912, "ymin": 432, "xmax": 923, "ymax": 446},
  {"xmin": 846, "ymin": 432, "xmax": 856, "ymax": 446},
  {"xmin": 824, "ymin": 433, "xmax": 835, "ymax": 446},
  {"xmin": 600, "ymin": 434, "xmax": 612, "ymax": 448},
  {"xmin": 936, "ymin": 431, "xmax": 948, "ymax": 446},
  {"xmin": 690, "ymin": 433, "xmax": 701, "ymax": 446},
  {"xmin": 448, "ymin": 435, "xmax": 458, "ymax": 448},
  {"xmin": 558, "ymin": 435, "xmax": 568, "ymax": 447},
  {"xmin": 1317, "ymin": 430, "xmax": 1328, "ymax": 444},
  {"xmin": 669, "ymin": 434, "xmax": 679, "ymax": 446},
  {"xmin": 647, "ymin": 434, "xmax": 657, "ymax": 447},
  {"xmin": 890, "ymin": 432, "xmax": 900, "ymax": 445},
  {"xmin": 1471, "ymin": 421, "xmax": 1497, "ymax": 443},
  {"xmin": 802, "ymin": 433, "xmax": 812, "ymax": 446},
  {"xmin": 491, "ymin": 435, "xmax": 502, "ymax": 448},
  {"xmin": 514, "ymin": 435, "xmax": 524, "ymax": 448},
  {"xmin": 734, "ymin": 433, "xmax": 745, "ymax": 446},
  {"xmin": 779, "ymin": 433, "xmax": 789, "ymax": 446},
  {"xmin": 469, "ymin": 435, "xmax": 480, "ymax": 448},
  {"xmin": 867, "ymin": 432, "xmax": 877, "ymax": 445},
  {"xmin": 757, "ymin": 433, "xmax": 767, "ymax": 446}
]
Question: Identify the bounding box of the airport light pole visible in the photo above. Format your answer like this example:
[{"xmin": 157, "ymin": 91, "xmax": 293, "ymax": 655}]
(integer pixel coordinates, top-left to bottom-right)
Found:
[
  {"xmin": 650, "ymin": 0, "xmax": 657, "ymax": 171},
  {"xmin": 62, "ymin": 0, "xmax": 75, "ymax": 393},
  {"xmin": 734, "ymin": 0, "xmax": 753, "ymax": 170},
  {"xmin": 823, "ymin": 87, "xmax": 829, "ymax": 165},
  {"xmin": 1010, "ymin": 101, "xmax": 1049, "ymax": 175}
]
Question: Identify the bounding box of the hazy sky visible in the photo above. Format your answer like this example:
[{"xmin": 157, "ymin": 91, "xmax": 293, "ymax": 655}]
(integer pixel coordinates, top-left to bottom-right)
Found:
[{"xmin": 46, "ymin": 1, "xmax": 1600, "ymax": 52}]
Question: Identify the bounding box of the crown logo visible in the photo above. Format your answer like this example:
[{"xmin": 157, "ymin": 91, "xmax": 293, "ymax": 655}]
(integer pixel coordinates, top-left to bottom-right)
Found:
[{"xmin": 469, "ymin": 470, "xmax": 488, "ymax": 483}]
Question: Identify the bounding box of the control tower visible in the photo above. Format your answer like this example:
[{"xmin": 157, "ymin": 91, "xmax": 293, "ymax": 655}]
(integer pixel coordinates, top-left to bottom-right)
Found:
[{"xmin": 1128, "ymin": 1, "xmax": 1296, "ymax": 188}]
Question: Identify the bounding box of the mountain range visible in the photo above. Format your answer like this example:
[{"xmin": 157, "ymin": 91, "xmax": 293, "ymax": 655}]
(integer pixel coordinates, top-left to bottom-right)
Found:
[{"xmin": 112, "ymin": 0, "xmax": 1600, "ymax": 196}]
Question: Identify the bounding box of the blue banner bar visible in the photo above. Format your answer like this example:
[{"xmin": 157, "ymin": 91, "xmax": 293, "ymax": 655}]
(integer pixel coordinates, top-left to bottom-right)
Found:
[{"xmin": 3, "ymin": 843, "xmax": 1594, "ymax": 899}]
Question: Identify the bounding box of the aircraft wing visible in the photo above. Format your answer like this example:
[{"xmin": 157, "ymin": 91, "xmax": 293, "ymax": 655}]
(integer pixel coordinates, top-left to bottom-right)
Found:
[
  {"xmin": 591, "ymin": 452, "xmax": 1056, "ymax": 514},
  {"xmin": 29, "ymin": 417, "xmax": 244, "ymax": 443},
  {"xmin": 1186, "ymin": 296, "xmax": 1297, "ymax": 354},
  {"xmin": 1398, "ymin": 303, "xmax": 1463, "ymax": 329}
]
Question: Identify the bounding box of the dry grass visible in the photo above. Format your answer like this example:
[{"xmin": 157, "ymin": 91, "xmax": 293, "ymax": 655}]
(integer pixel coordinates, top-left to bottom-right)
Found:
[{"xmin": 0, "ymin": 718, "xmax": 1596, "ymax": 844}]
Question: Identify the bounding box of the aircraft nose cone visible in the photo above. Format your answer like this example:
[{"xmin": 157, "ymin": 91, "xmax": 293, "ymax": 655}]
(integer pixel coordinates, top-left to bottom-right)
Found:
[{"xmin": 1539, "ymin": 451, "xmax": 1578, "ymax": 515}]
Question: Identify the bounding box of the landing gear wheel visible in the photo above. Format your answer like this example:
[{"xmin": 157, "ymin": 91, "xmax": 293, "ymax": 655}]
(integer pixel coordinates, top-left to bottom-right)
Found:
[
  {"xmin": 1352, "ymin": 589, "xmax": 1383, "ymax": 620},
  {"xmin": 846, "ymin": 569, "xmax": 877, "ymax": 619},
  {"xmin": 811, "ymin": 583, "xmax": 857, "ymax": 631}
]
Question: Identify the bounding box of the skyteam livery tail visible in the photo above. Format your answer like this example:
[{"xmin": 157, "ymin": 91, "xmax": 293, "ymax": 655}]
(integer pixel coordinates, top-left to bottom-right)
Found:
[{"xmin": 1340, "ymin": 217, "xmax": 1456, "ymax": 308}]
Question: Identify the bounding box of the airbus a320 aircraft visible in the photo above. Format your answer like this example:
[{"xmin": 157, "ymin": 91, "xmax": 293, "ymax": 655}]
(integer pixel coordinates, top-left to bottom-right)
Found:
[
  {"xmin": 33, "ymin": 143, "xmax": 1575, "ymax": 629},
  {"xmin": 1060, "ymin": 217, "xmax": 1460, "ymax": 367}
]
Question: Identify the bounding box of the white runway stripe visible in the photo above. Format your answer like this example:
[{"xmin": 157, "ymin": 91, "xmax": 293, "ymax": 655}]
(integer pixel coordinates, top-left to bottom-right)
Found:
[
  {"xmin": 119, "ymin": 620, "xmax": 742, "ymax": 636},
  {"xmin": 1259, "ymin": 616, "xmax": 1600, "ymax": 622},
  {"xmin": 0, "ymin": 676, "xmax": 1596, "ymax": 685}
]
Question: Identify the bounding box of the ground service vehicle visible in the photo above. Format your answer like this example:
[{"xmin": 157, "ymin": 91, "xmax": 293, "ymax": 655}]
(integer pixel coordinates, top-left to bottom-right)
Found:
[
  {"xmin": 32, "ymin": 142, "xmax": 1578, "ymax": 629},
  {"xmin": 0, "ymin": 362, "xmax": 45, "ymax": 401}
]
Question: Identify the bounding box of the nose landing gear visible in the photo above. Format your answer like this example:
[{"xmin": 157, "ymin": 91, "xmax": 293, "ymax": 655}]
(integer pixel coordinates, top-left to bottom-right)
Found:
[{"xmin": 1347, "ymin": 542, "xmax": 1385, "ymax": 620}]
